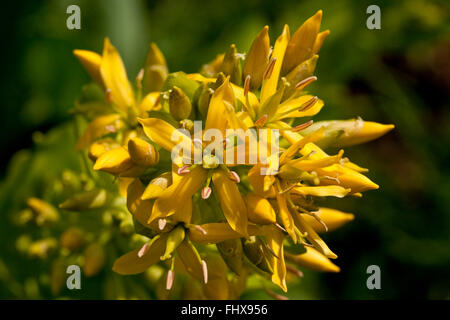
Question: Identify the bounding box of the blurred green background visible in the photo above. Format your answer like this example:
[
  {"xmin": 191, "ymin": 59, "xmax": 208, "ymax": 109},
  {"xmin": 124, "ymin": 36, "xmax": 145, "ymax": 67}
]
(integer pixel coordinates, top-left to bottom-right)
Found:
[{"xmin": 0, "ymin": 0, "xmax": 449, "ymax": 299}]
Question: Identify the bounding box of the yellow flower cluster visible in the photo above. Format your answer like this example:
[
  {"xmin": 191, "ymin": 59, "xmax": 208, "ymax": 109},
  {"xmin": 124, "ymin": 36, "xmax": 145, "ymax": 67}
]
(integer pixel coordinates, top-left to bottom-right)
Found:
[{"xmin": 72, "ymin": 10, "xmax": 394, "ymax": 299}]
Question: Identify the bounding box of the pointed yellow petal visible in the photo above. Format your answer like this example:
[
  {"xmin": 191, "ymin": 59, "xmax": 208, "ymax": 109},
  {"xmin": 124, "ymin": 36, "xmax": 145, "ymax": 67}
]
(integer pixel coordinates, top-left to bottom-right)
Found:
[
  {"xmin": 205, "ymin": 77, "xmax": 236, "ymax": 134},
  {"xmin": 176, "ymin": 240, "xmax": 204, "ymax": 281},
  {"xmin": 285, "ymin": 246, "xmax": 340, "ymax": 272},
  {"xmin": 143, "ymin": 42, "xmax": 168, "ymax": 93},
  {"xmin": 282, "ymin": 10, "xmax": 322, "ymax": 75},
  {"xmin": 100, "ymin": 38, "xmax": 135, "ymax": 111},
  {"xmin": 245, "ymin": 194, "xmax": 276, "ymax": 225},
  {"xmin": 138, "ymin": 117, "xmax": 193, "ymax": 154},
  {"xmin": 263, "ymin": 225, "xmax": 287, "ymax": 292},
  {"xmin": 212, "ymin": 169, "xmax": 248, "ymax": 236},
  {"xmin": 112, "ymin": 235, "xmax": 167, "ymax": 275},
  {"xmin": 126, "ymin": 179, "xmax": 153, "ymax": 226},
  {"xmin": 93, "ymin": 147, "xmax": 133, "ymax": 174},
  {"xmin": 292, "ymin": 212, "xmax": 337, "ymax": 259},
  {"xmin": 301, "ymin": 119, "xmax": 395, "ymax": 148},
  {"xmin": 139, "ymin": 92, "xmax": 162, "ymax": 113},
  {"xmin": 313, "ymin": 30, "xmax": 330, "ymax": 54},
  {"xmin": 73, "ymin": 49, "xmax": 103, "ymax": 85},
  {"xmin": 276, "ymin": 192, "xmax": 297, "ymax": 242},
  {"xmin": 243, "ymin": 26, "xmax": 270, "ymax": 89},
  {"xmin": 260, "ymin": 25, "xmax": 290, "ymax": 104},
  {"xmin": 276, "ymin": 96, "xmax": 324, "ymax": 120},
  {"xmin": 302, "ymin": 207, "xmax": 354, "ymax": 233},
  {"xmin": 150, "ymin": 166, "xmax": 207, "ymax": 223},
  {"xmin": 248, "ymin": 164, "xmax": 276, "ymax": 198},
  {"xmin": 291, "ymin": 185, "xmax": 350, "ymax": 198}
]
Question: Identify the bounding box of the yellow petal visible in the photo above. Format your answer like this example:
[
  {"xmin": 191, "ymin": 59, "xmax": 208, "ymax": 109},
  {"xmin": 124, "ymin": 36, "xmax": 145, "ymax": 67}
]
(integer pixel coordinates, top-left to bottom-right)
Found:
[
  {"xmin": 282, "ymin": 10, "xmax": 322, "ymax": 75},
  {"xmin": 139, "ymin": 92, "xmax": 162, "ymax": 113},
  {"xmin": 276, "ymin": 96, "xmax": 324, "ymax": 120},
  {"xmin": 138, "ymin": 117, "xmax": 193, "ymax": 154},
  {"xmin": 93, "ymin": 147, "xmax": 133, "ymax": 174},
  {"xmin": 150, "ymin": 166, "xmax": 207, "ymax": 223},
  {"xmin": 73, "ymin": 49, "xmax": 103, "ymax": 85},
  {"xmin": 248, "ymin": 164, "xmax": 276, "ymax": 198},
  {"xmin": 126, "ymin": 179, "xmax": 153, "ymax": 226},
  {"xmin": 260, "ymin": 24, "xmax": 290, "ymax": 104},
  {"xmin": 231, "ymin": 83, "xmax": 260, "ymax": 112},
  {"xmin": 245, "ymin": 194, "xmax": 276, "ymax": 225},
  {"xmin": 287, "ymin": 150, "xmax": 343, "ymax": 171},
  {"xmin": 285, "ymin": 246, "xmax": 340, "ymax": 272},
  {"xmin": 292, "ymin": 212, "xmax": 337, "ymax": 259},
  {"xmin": 189, "ymin": 223, "xmax": 263, "ymax": 244},
  {"xmin": 143, "ymin": 42, "xmax": 168, "ymax": 93},
  {"xmin": 112, "ymin": 235, "xmax": 167, "ymax": 275},
  {"xmin": 291, "ymin": 185, "xmax": 350, "ymax": 198},
  {"xmin": 205, "ymin": 77, "xmax": 235, "ymax": 134},
  {"xmin": 301, "ymin": 119, "xmax": 395, "ymax": 148},
  {"xmin": 281, "ymin": 130, "xmax": 379, "ymax": 193},
  {"xmin": 76, "ymin": 114, "xmax": 124, "ymax": 150},
  {"xmin": 243, "ymin": 26, "xmax": 270, "ymax": 89},
  {"xmin": 212, "ymin": 169, "xmax": 248, "ymax": 236},
  {"xmin": 263, "ymin": 225, "xmax": 287, "ymax": 292},
  {"xmin": 276, "ymin": 192, "xmax": 297, "ymax": 242},
  {"xmin": 302, "ymin": 207, "xmax": 354, "ymax": 233},
  {"xmin": 141, "ymin": 173, "xmax": 171, "ymax": 200},
  {"xmin": 100, "ymin": 38, "xmax": 135, "ymax": 111},
  {"xmin": 176, "ymin": 240, "xmax": 204, "ymax": 282},
  {"xmin": 186, "ymin": 73, "xmax": 215, "ymax": 83},
  {"xmin": 313, "ymin": 30, "xmax": 330, "ymax": 54}
]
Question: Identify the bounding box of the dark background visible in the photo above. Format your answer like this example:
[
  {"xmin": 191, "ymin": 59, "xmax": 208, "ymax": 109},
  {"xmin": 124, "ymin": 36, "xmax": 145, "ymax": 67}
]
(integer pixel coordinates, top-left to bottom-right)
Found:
[{"xmin": 0, "ymin": 0, "xmax": 449, "ymax": 299}]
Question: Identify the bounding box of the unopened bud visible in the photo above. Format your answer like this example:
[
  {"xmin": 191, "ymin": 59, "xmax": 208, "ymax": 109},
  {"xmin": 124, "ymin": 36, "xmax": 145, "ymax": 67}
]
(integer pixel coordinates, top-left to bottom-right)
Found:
[
  {"xmin": 128, "ymin": 137, "xmax": 159, "ymax": 167},
  {"xmin": 169, "ymin": 86, "xmax": 192, "ymax": 121}
]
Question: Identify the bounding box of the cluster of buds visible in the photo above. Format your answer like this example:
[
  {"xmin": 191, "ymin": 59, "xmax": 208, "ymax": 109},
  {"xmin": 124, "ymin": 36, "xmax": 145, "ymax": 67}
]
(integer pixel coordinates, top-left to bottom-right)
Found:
[{"xmin": 67, "ymin": 10, "xmax": 394, "ymax": 299}]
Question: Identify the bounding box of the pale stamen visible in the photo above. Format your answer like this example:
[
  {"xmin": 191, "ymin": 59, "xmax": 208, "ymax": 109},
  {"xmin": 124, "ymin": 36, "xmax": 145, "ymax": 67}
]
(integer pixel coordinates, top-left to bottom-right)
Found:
[
  {"xmin": 137, "ymin": 243, "xmax": 150, "ymax": 258},
  {"xmin": 195, "ymin": 225, "xmax": 207, "ymax": 235},
  {"xmin": 201, "ymin": 186, "xmax": 212, "ymax": 199},
  {"xmin": 158, "ymin": 218, "xmax": 167, "ymax": 230},
  {"xmin": 201, "ymin": 260, "xmax": 208, "ymax": 284},
  {"xmin": 166, "ymin": 270, "xmax": 174, "ymax": 290},
  {"xmin": 177, "ymin": 165, "xmax": 191, "ymax": 175},
  {"xmin": 229, "ymin": 171, "xmax": 240, "ymax": 183},
  {"xmin": 286, "ymin": 265, "xmax": 304, "ymax": 278}
]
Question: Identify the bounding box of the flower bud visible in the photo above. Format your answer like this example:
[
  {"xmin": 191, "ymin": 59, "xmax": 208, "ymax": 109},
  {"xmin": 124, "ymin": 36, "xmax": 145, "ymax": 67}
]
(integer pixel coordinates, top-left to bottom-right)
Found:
[
  {"xmin": 143, "ymin": 43, "xmax": 168, "ymax": 93},
  {"xmin": 93, "ymin": 147, "xmax": 133, "ymax": 174},
  {"xmin": 28, "ymin": 238, "xmax": 58, "ymax": 259},
  {"xmin": 59, "ymin": 189, "xmax": 107, "ymax": 211},
  {"xmin": 169, "ymin": 86, "xmax": 192, "ymax": 121},
  {"xmin": 301, "ymin": 207, "xmax": 354, "ymax": 233},
  {"xmin": 60, "ymin": 227, "xmax": 85, "ymax": 251},
  {"xmin": 128, "ymin": 137, "xmax": 159, "ymax": 167},
  {"xmin": 285, "ymin": 246, "xmax": 340, "ymax": 272},
  {"xmin": 27, "ymin": 198, "xmax": 59, "ymax": 226},
  {"xmin": 83, "ymin": 243, "xmax": 106, "ymax": 277},
  {"xmin": 221, "ymin": 44, "xmax": 242, "ymax": 85}
]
